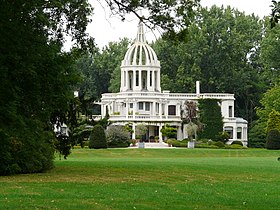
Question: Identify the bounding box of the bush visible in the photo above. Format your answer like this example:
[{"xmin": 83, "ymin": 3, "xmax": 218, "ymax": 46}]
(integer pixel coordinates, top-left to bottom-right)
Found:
[
  {"xmin": 215, "ymin": 132, "xmax": 230, "ymax": 143},
  {"xmin": 266, "ymin": 129, "xmax": 280, "ymax": 150},
  {"xmin": 231, "ymin": 141, "xmax": 243, "ymax": 146},
  {"xmin": 213, "ymin": 141, "xmax": 225, "ymax": 148},
  {"xmin": 89, "ymin": 125, "xmax": 107, "ymax": 149},
  {"xmin": 225, "ymin": 144, "xmax": 247, "ymax": 149},
  {"xmin": 165, "ymin": 139, "xmax": 188, "ymax": 147},
  {"xmin": 2, "ymin": 119, "xmax": 55, "ymax": 174},
  {"xmin": 106, "ymin": 125, "xmax": 130, "ymax": 148},
  {"xmin": 195, "ymin": 143, "xmax": 219, "ymax": 149}
]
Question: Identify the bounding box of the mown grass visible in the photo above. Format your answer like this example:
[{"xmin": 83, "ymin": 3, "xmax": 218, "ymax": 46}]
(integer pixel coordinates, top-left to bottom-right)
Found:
[{"xmin": 0, "ymin": 148, "xmax": 280, "ymax": 209}]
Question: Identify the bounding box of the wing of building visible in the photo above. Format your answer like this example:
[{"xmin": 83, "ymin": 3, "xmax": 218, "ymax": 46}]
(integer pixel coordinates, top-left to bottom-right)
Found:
[{"xmin": 100, "ymin": 23, "xmax": 248, "ymax": 146}]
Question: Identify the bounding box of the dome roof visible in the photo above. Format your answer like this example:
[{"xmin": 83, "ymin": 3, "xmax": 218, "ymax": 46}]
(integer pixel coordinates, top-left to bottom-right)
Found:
[{"xmin": 122, "ymin": 23, "xmax": 160, "ymax": 67}]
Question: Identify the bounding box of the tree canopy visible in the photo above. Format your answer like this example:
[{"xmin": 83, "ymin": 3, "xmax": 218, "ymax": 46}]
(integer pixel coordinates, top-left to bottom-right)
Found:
[{"xmin": 0, "ymin": 0, "xmax": 93, "ymax": 174}]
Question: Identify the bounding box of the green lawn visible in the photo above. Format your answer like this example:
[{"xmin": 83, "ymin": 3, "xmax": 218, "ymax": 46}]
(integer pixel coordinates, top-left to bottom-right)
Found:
[{"xmin": 1, "ymin": 148, "xmax": 280, "ymax": 209}]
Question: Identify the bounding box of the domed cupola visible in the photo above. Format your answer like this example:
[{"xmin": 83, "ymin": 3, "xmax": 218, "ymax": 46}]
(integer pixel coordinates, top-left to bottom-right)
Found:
[{"xmin": 120, "ymin": 22, "xmax": 161, "ymax": 92}]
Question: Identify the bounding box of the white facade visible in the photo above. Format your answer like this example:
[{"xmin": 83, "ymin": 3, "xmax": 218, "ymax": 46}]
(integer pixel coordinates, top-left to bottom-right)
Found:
[{"xmin": 101, "ymin": 23, "xmax": 248, "ymax": 146}]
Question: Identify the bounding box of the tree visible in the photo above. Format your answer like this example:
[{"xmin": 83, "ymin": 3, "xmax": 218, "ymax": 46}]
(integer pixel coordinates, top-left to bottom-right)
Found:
[
  {"xmin": 89, "ymin": 125, "xmax": 107, "ymax": 149},
  {"xmin": 0, "ymin": 0, "xmax": 92, "ymax": 174},
  {"xmin": 104, "ymin": 0, "xmax": 200, "ymax": 36},
  {"xmin": 260, "ymin": 20, "xmax": 280, "ymax": 84},
  {"xmin": 266, "ymin": 129, "xmax": 280, "ymax": 150},
  {"xmin": 106, "ymin": 126, "xmax": 130, "ymax": 148},
  {"xmin": 266, "ymin": 109, "xmax": 280, "ymax": 133},
  {"xmin": 154, "ymin": 6, "xmax": 265, "ymax": 124},
  {"xmin": 198, "ymin": 99, "xmax": 223, "ymax": 140},
  {"xmin": 270, "ymin": 0, "xmax": 280, "ymax": 28},
  {"xmin": 135, "ymin": 124, "xmax": 148, "ymax": 141},
  {"xmin": 250, "ymin": 83, "xmax": 280, "ymax": 147},
  {"xmin": 161, "ymin": 124, "xmax": 177, "ymax": 139}
]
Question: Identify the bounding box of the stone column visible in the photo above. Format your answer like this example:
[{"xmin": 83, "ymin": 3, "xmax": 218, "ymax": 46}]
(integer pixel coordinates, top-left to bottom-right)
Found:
[
  {"xmin": 147, "ymin": 70, "xmax": 150, "ymax": 90},
  {"xmin": 159, "ymin": 124, "xmax": 163, "ymax": 142},
  {"xmin": 133, "ymin": 70, "xmax": 136, "ymax": 90},
  {"xmin": 132, "ymin": 123, "xmax": 136, "ymax": 139},
  {"xmin": 126, "ymin": 71, "xmax": 129, "ymax": 91},
  {"xmin": 152, "ymin": 101, "xmax": 156, "ymax": 116},
  {"xmin": 165, "ymin": 104, "xmax": 168, "ymax": 119},
  {"xmin": 233, "ymin": 126, "xmax": 237, "ymax": 140},
  {"xmin": 159, "ymin": 101, "xmax": 162, "ymax": 119},
  {"xmin": 151, "ymin": 70, "xmax": 155, "ymax": 91},
  {"xmin": 139, "ymin": 69, "xmax": 142, "ymax": 90},
  {"xmin": 133, "ymin": 100, "xmax": 136, "ymax": 120},
  {"xmin": 126, "ymin": 101, "xmax": 129, "ymax": 119}
]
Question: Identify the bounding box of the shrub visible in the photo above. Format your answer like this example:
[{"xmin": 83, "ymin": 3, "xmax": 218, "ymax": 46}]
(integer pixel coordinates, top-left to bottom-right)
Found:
[
  {"xmin": 215, "ymin": 132, "xmax": 230, "ymax": 143},
  {"xmin": 231, "ymin": 141, "xmax": 243, "ymax": 146},
  {"xmin": 225, "ymin": 144, "xmax": 247, "ymax": 149},
  {"xmin": 89, "ymin": 125, "xmax": 107, "ymax": 149},
  {"xmin": 161, "ymin": 124, "xmax": 177, "ymax": 139},
  {"xmin": 266, "ymin": 129, "xmax": 280, "ymax": 150},
  {"xmin": 195, "ymin": 143, "xmax": 219, "ymax": 149},
  {"xmin": 106, "ymin": 126, "xmax": 130, "ymax": 148},
  {"xmin": 213, "ymin": 141, "xmax": 225, "ymax": 148},
  {"xmin": 165, "ymin": 139, "xmax": 188, "ymax": 147},
  {"xmin": 4, "ymin": 119, "xmax": 55, "ymax": 174}
]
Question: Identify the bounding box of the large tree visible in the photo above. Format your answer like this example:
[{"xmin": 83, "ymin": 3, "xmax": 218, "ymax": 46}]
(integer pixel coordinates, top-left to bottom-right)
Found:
[
  {"xmin": 154, "ymin": 6, "xmax": 265, "ymax": 124},
  {"xmin": 0, "ymin": 0, "xmax": 92, "ymax": 174}
]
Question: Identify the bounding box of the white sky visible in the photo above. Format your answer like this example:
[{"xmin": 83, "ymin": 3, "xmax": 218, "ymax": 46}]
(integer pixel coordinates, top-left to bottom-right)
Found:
[{"xmin": 86, "ymin": 0, "xmax": 272, "ymax": 49}]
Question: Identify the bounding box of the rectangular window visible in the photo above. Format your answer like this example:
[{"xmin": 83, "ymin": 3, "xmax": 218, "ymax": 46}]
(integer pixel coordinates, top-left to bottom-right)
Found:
[
  {"xmin": 229, "ymin": 106, "xmax": 233, "ymax": 117},
  {"xmin": 237, "ymin": 127, "xmax": 242, "ymax": 139},
  {"xmin": 156, "ymin": 103, "xmax": 159, "ymax": 113},
  {"xmin": 168, "ymin": 105, "xmax": 176, "ymax": 115},
  {"xmin": 136, "ymin": 71, "xmax": 139, "ymax": 86},
  {"xmin": 130, "ymin": 103, "xmax": 133, "ymax": 108},
  {"xmin": 138, "ymin": 102, "xmax": 143, "ymax": 110},
  {"xmin": 145, "ymin": 102, "xmax": 150, "ymax": 111}
]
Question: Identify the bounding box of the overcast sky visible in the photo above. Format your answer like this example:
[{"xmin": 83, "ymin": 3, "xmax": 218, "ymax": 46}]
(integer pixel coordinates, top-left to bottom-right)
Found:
[{"xmin": 85, "ymin": 0, "xmax": 272, "ymax": 49}]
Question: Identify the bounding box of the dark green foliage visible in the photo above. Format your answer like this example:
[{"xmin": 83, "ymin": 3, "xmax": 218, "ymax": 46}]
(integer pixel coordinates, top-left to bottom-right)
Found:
[
  {"xmin": 213, "ymin": 141, "xmax": 225, "ymax": 148},
  {"xmin": 231, "ymin": 141, "xmax": 244, "ymax": 146},
  {"xmin": 167, "ymin": 139, "xmax": 188, "ymax": 147},
  {"xmin": 248, "ymin": 121, "xmax": 266, "ymax": 148},
  {"xmin": 266, "ymin": 129, "xmax": 280, "ymax": 150},
  {"xmin": 0, "ymin": 129, "xmax": 19, "ymax": 175},
  {"xmin": 161, "ymin": 124, "xmax": 177, "ymax": 139},
  {"xmin": 215, "ymin": 132, "xmax": 230, "ymax": 143},
  {"xmin": 89, "ymin": 125, "xmax": 107, "ymax": 149},
  {"xmin": 0, "ymin": 119, "xmax": 55, "ymax": 175},
  {"xmin": 0, "ymin": 0, "xmax": 92, "ymax": 174},
  {"xmin": 54, "ymin": 136, "xmax": 72, "ymax": 160},
  {"xmin": 198, "ymin": 99, "xmax": 223, "ymax": 140},
  {"xmin": 106, "ymin": 126, "xmax": 130, "ymax": 148}
]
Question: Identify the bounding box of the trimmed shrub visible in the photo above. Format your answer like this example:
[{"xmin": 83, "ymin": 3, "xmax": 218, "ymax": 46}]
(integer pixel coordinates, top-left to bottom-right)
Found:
[
  {"xmin": 106, "ymin": 126, "xmax": 130, "ymax": 148},
  {"xmin": 89, "ymin": 125, "xmax": 107, "ymax": 149},
  {"xmin": 198, "ymin": 99, "xmax": 223, "ymax": 140},
  {"xmin": 231, "ymin": 141, "xmax": 243, "ymax": 146},
  {"xmin": 225, "ymin": 144, "xmax": 247, "ymax": 149},
  {"xmin": 266, "ymin": 129, "xmax": 280, "ymax": 150},
  {"xmin": 213, "ymin": 141, "xmax": 225, "ymax": 148},
  {"xmin": 195, "ymin": 144, "xmax": 219, "ymax": 149}
]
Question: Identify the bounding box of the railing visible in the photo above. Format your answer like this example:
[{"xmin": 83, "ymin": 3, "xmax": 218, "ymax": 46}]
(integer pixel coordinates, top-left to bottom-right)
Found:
[
  {"xmin": 101, "ymin": 92, "xmax": 235, "ymax": 100},
  {"xmin": 108, "ymin": 115, "xmax": 181, "ymax": 121}
]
